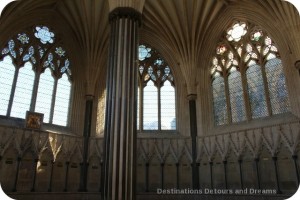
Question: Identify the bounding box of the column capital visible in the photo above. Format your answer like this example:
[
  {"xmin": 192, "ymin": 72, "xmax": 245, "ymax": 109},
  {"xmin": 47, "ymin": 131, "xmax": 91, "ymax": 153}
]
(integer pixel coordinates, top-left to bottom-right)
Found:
[
  {"xmin": 187, "ymin": 94, "xmax": 197, "ymax": 101},
  {"xmin": 295, "ymin": 60, "xmax": 300, "ymax": 70},
  {"xmin": 109, "ymin": 7, "xmax": 142, "ymax": 25},
  {"xmin": 85, "ymin": 95, "xmax": 94, "ymax": 101}
]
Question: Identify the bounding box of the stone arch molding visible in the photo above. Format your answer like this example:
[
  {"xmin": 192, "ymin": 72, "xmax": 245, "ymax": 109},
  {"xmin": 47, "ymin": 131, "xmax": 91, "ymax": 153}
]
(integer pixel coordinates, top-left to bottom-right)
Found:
[
  {"xmin": 136, "ymin": 121, "xmax": 300, "ymax": 164},
  {"xmin": 0, "ymin": 126, "xmax": 105, "ymax": 163},
  {"xmin": 1, "ymin": 121, "xmax": 299, "ymax": 164}
]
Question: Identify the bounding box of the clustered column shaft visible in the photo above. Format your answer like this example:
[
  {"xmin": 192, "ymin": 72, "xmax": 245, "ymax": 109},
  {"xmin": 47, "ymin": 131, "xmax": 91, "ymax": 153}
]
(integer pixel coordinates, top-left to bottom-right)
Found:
[{"xmin": 102, "ymin": 7, "xmax": 141, "ymax": 200}]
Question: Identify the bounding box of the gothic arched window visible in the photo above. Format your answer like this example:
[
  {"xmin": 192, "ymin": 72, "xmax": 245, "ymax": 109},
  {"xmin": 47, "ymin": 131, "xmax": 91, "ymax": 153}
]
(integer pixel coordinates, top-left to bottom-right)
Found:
[
  {"xmin": 211, "ymin": 21, "xmax": 290, "ymax": 125},
  {"xmin": 137, "ymin": 44, "xmax": 176, "ymax": 131},
  {"xmin": 0, "ymin": 26, "xmax": 72, "ymax": 126}
]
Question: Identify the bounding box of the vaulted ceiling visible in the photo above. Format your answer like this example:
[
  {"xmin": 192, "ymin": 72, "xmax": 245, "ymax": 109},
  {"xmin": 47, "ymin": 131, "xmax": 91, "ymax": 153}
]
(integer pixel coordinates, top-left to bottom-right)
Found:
[{"xmin": 0, "ymin": 0, "xmax": 299, "ymax": 94}]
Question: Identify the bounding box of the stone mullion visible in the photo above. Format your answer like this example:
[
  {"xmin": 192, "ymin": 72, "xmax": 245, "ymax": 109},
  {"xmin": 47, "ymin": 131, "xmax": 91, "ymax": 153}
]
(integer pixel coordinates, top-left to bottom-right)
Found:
[
  {"xmin": 158, "ymin": 87, "xmax": 161, "ymax": 131},
  {"xmin": 223, "ymin": 76, "xmax": 232, "ymax": 124},
  {"xmin": 103, "ymin": 7, "xmax": 140, "ymax": 200},
  {"xmin": 49, "ymin": 79, "xmax": 58, "ymax": 124},
  {"xmin": 29, "ymin": 72, "xmax": 40, "ymax": 112},
  {"xmin": 138, "ymin": 83, "xmax": 143, "ymax": 132},
  {"xmin": 7, "ymin": 68, "xmax": 19, "ymax": 116}
]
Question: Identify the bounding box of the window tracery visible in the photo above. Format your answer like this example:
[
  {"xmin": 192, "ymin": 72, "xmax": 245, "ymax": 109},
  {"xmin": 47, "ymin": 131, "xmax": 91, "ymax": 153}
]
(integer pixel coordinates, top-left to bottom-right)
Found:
[
  {"xmin": 211, "ymin": 21, "xmax": 290, "ymax": 125},
  {"xmin": 0, "ymin": 25, "xmax": 72, "ymax": 126},
  {"xmin": 138, "ymin": 44, "xmax": 176, "ymax": 131}
]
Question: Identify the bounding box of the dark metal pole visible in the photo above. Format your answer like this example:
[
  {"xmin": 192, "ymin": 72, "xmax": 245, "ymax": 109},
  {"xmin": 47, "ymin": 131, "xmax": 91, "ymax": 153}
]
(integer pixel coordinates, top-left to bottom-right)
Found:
[
  {"xmin": 223, "ymin": 160, "xmax": 228, "ymax": 189},
  {"xmin": 188, "ymin": 94, "xmax": 199, "ymax": 189},
  {"xmin": 99, "ymin": 162, "xmax": 103, "ymax": 192},
  {"xmin": 12, "ymin": 157, "xmax": 21, "ymax": 192},
  {"xmin": 64, "ymin": 161, "xmax": 70, "ymax": 192},
  {"xmin": 79, "ymin": 95, "xmax": 94, "ymax": 192},
  {"xmin": 272, "ymin": 157, "xmax": 282, "ymax": 194},
  {"xmin": 238, "ymin": 159, "xmax": 244, "ymax": 189},
  {"xmin": 292, "ymin": 155, "xmax": 300, "ymax": 186},
  {"xmin": 210, "ymin": 161, "xmax": 213, "ymax": 189},
  {"xmin": 176, "ymin": 163, "xmax": 180, "ymax": 189},
  {"xmin": 31, "ymin": 158, "xmax": 39, "ymax": 192},
  {"xmin": 145, "ymin": 163, "xmax": 149, "ymax": 192},
  {"xmin": 255, "ymin": 158, "xmax": 261, "ymax": 189},
  {"xmin": 48, "ymin": 160, "xmax": 54, "ymax": 192},
  {"xmin": 161, "ymin": 163, "xmax": 165, "ymax": 190}
]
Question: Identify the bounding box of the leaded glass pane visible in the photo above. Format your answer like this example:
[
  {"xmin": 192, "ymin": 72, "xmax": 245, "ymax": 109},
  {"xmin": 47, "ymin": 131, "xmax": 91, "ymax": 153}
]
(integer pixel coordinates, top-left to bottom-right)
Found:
[
  {"xmin": 226, "ymin": 22, "xmax": 247, "ymax": 42},
  {"xmin": 1, "ymin": 25, "xmax": 72, "ymax": 126},
  {"xmin": 52, "ymin": 74, "xmax": 71, "ymax": 126},
  {"xmin": 160, "ymin": 81, "xmax": 176, "ymax": 130},
  {"xmin": 10, "ymin": 62, "xmax": 35, "ymax": 118},
  {"xmin": 228, "ymin": 69, "xmax": 246, "ymax": 123},
  {"xmin": 138, "ymin": 44, "xmax": 176, "ymax": 131},
  {"xmin": 211, "ymin": 22, "xmax": 290, "ymax": 125},
  {"xmin": 246, "ymin": 64, "xmax": 268, "ymax": 118},
  {"xmin": 212, "ymin": 76, "xmax": 227, "ymax": 125},
  {"xmin": 265, "ymin": 58, "xmax": 289, "ymax": 115},
  {"xmin": 143, "ymin": 81, "xmax": 158, "ymax": 130},
  {"xmin": 35, "ymin": 68, "xmax": 54, "ymax": 123},
  {"xmin": 139, "ymin": 45, "xmax": 151, "ymax": 61},
  {"xmin": 34, "ymin": 26, "xmax": 55, "ymax": 44},
  {"xmin": 0, "ymin": 56, "xmax": 15, "ymax": 115}
]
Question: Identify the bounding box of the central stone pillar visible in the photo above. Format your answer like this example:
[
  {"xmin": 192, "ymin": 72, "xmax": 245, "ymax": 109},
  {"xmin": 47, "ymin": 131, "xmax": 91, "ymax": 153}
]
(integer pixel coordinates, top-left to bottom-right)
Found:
[{"xmin": 102, "ymin": 7, "xmax": 140, "ymax": 200}]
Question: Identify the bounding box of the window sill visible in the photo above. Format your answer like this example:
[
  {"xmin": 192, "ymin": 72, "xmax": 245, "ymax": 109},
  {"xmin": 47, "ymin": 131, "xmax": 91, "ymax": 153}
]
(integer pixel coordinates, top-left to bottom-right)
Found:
[
  {"xmin": 210, "ymin": 112, "xmax": 300, "ymax": 135},
  {"xmin": 137, "ymin": 130, "xmax": 185, "ymax": 139},
  {"xmin": 0, "ymin": 115, "xmax": 74, "ymax": 136}
]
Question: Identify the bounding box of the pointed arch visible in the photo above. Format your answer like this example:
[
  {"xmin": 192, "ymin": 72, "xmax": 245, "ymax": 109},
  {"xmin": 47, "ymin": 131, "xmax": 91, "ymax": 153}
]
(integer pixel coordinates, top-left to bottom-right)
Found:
[
  {"xmin": 138, "ymin": 44, "xmax": 176, "ymax": 131},
  {"xmin": 0, "ymin": 25, "xmax": 72, "ymax": 126},
  {"xmin": 210, "ymin": 21, "xmax": 290, "ymax": 125}
]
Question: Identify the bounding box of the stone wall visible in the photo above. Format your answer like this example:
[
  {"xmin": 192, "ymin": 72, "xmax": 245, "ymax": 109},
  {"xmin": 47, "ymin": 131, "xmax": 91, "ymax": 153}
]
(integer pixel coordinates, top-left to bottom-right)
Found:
[{"xmin": 0, "ymin": 120, "xmax": 299, "ymax": 198}]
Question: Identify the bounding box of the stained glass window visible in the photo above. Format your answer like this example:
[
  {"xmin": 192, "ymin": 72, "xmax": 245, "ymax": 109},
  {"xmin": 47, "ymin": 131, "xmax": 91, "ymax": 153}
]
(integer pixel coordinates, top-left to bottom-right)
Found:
[
  {"xmin": 226, "ymin": 22, "xmax": 247, "ymax": 42},
  {"xmin": 143, "ymin": 81, "xmax": 158, "ymax": 130},
  {"xmin": 10, "ymin": 62, "xmax": 35, "ymax": 118},
  {"xmin": 53, "ymin": 74, "xmax": 71, "ymax": 126},
  {"xmin": 138, "ymin": 44, "xmax": 176, "ymax": 131},
  {"xmin": 212, "ymin": 75, "xmax": 227, "ymax": 125},
  {"xmin": 210, "ymin": 21, "xmax": 290, "ymax": 125},
  {"xmin": 160, "ymin": 81, "xmax": 176, "ymax": 130},
  {"xmin": 246, "ymin": 65, "xmax": 268, "ymax": 119},
  {"xmin": 0, "ymin": 56, "xmax": 15, "ymax": 115},
  {"xmin": 0, "ymin": 25, "xmax": 72, "ymax": 126},
  {"xmin": 265, "ymin": 58, "xmax": 289, "ymax": 115},
  {"xmin": 228, "ymin": 68, "xmax": 246, "ymax": 123},
  {"xmin": 34, "ymin": 26, "xmax": 55, "ymax": 44},
  {"xmin": 35, "ymin": 69, "xmax": 54, "ymax": 123}
]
